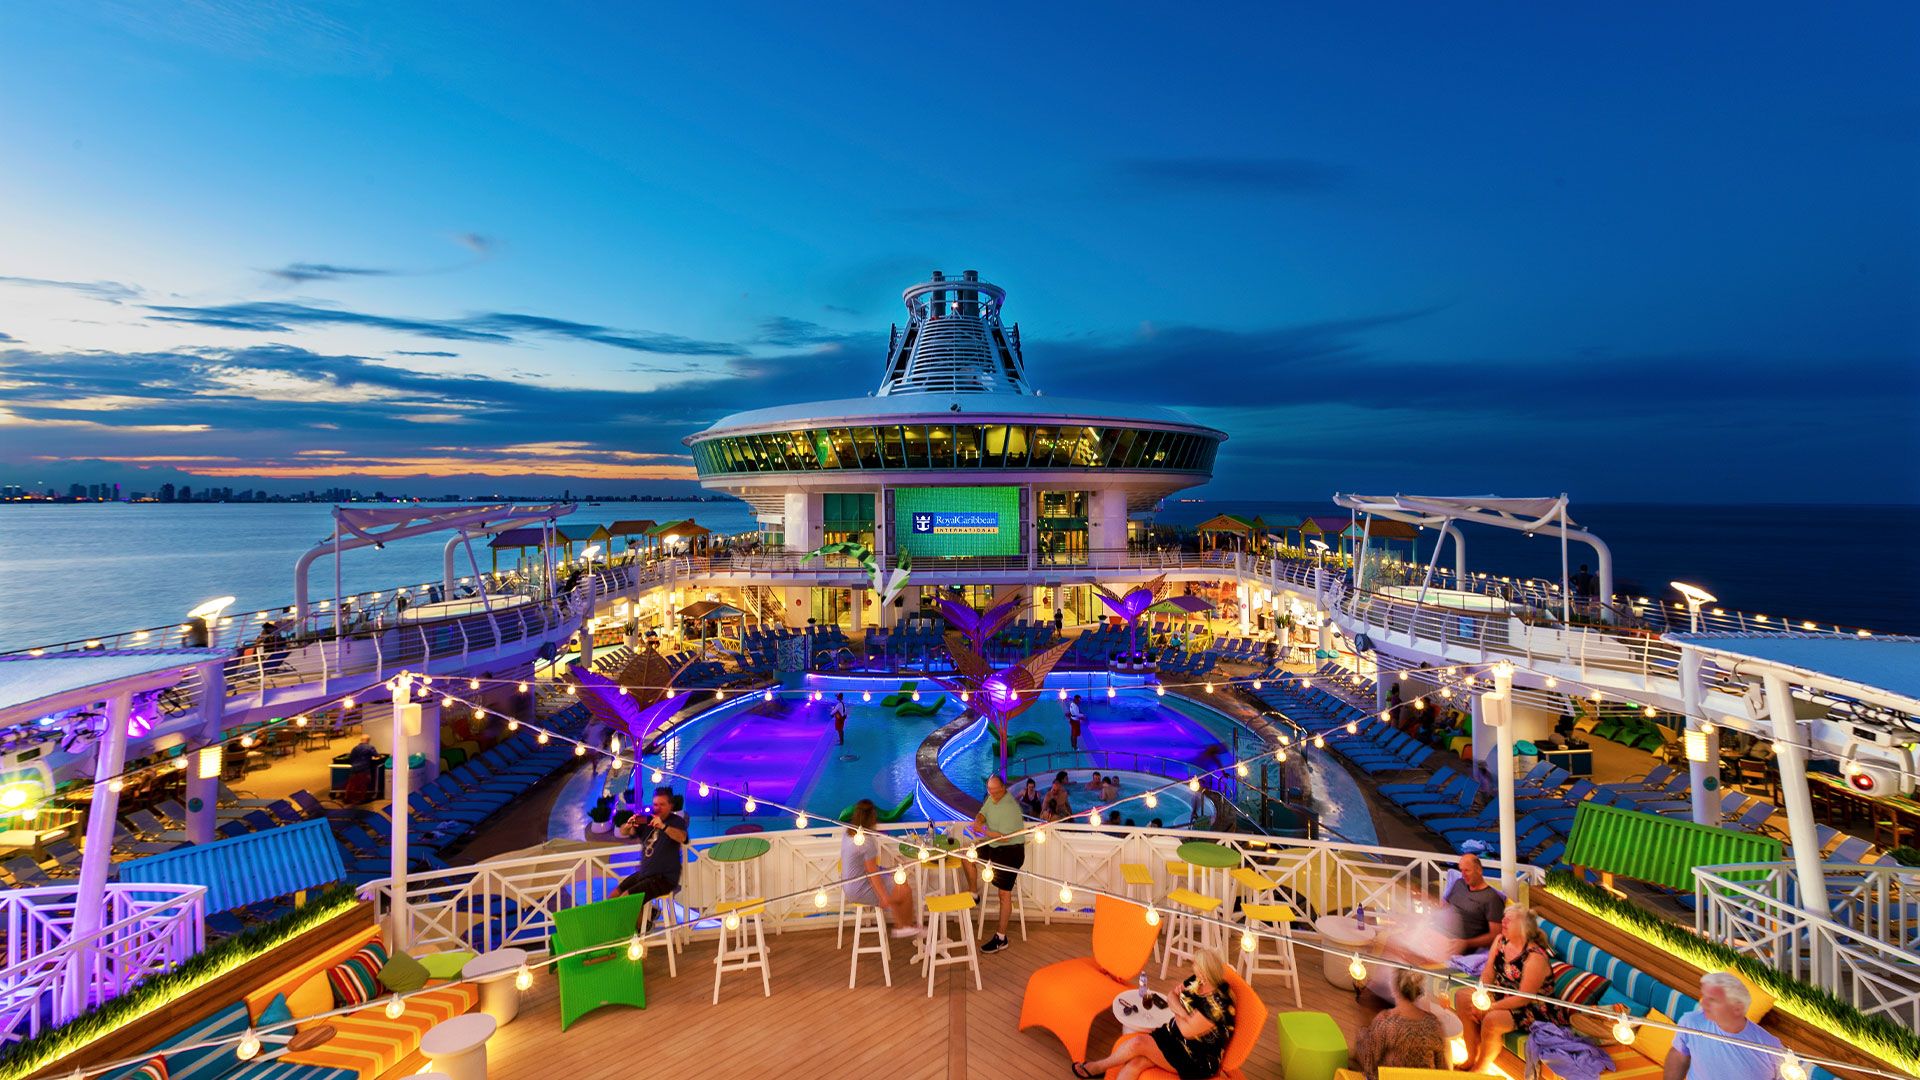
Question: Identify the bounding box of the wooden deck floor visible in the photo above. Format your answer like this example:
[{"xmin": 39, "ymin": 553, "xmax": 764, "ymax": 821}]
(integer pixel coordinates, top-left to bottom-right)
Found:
[{"xmin": 483, "ymin": 920, "xmax": 1381, "ymax": 1080}]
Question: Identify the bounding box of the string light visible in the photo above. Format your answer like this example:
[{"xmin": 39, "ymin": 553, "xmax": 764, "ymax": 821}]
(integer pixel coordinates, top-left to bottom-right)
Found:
[
  {"xmin": 893, "ymin": 867, "xmax": 907, "ymax": 885},
  {"xmin": 515, "ymin": 964, "xmax": 533, "ymax": 991},
  {"xmin": 1347, "ymin": 954, "xmax": 1367, "ymax": 982},
  {"xmin": 1312, "ymin": 735, "xmax": 1325, "ymax": 748},
  {"xmin": 723, "ymin": 912, "xmax": 740, "ymax": 930},
  {"xmin": 1240, "ymin": 929, "xmax": 1256, "ymax": 952},
  {"xmin": 385, "ymin": 995, "xmax": 405, "ymax": 1019},
  {"xmin": 469, "ymin": 678, "xmax": 480, "ymax": 690},
  {"xmin": 918, "ymin": 846, "xmax": 931, "ymax": 861},
  {"xmin": 627, "ymin": 935, "xmax": 644, "ymax": 960},
  {"xmin": 698, "ymin": 782, "xmax": 711, "ymax": 797},
  {"xmin": 1144, "ymin": 906, "xmax": 1160, "ymax": 926},
  {"xmin": 744, "ymin": 797, "xmax": 758, "ymax": 813},
  {"xmin": 795, "ymin": 813, "xmax": 809, "ymax": 828},
  {"xmin": 342, "ymin": 697, "xmax": 356, "ymax": 709},
  {"xmin": 443, "ymin": 695, "xmax": 456, "ymax": 708},
  {"xmin": 1204, "ymin": 682, "xmax": 1214, "ymax": 694},
  {"xmin": 1032, "ymin": 828, "xmax": 1047, "ymax": 845},
  {"xmin": 911, "ymin": 689, "xmax": 921, "ymax": 702},
  {"xmin": 1344, "ymin": 721, "xmax": 1358, "ymax": 735},
  {"xmin": 574, "ymin": 744, "xmax": 586, "ymax": 757},
  {"xmin": 1187, "ymin": 777, "xmax": 1200, "ymax": 793},
  {"xmin": 1057, "ymin": 688, "xmax": 1068, "ymax": 701},
  {"xmin": 814, "ymin": 888, "xmax": 829, "ymax": 909},
  {"xmin": 862, "ymin": 691, "xmax": 872, "ymax": 703},
  {"xmin": 652, "ymin": 768, "xmax": 664, "ymax": 783},
  {"xmin": 1155, "ymin": 685, "xmax": 1166, "ymax": 697},
  {"xmin": 1779, "ymin": 1054, "xmax": 1808, "ymax": 1080},
  {"xmin": 1611, "ymin": 1008, "xmax": 1635, "ymax": 1045},
  {"xmin": 960, "ymin": 690, "xmax": 970, "ymax": 703},
  {"xmin": 981, "ymin": 865, "xmax": 993, "ymax": 884},
  {"xmin": 236, "ymin": 1029, "xmax": 261, "ymax": 1061},
  {"xmin": 763, "ymin": 689, "xmax": 774, "ymax": 703},
  {"xmin": 1471, "ymin": 986, "xmax": 1492, "ymax": 1011},
  {"xmin": 517, "ymin": 682, "xmax": 529, "ymax": 693},
  {"xmin": 538, "ymin": 732, "xmax": 549, "ymax": 744},
  {"xmin": 1058, "ymin": 884, "xmax": 1073, "ymax": 904},
  {"xmin": 1144, "ymin": 792, "xmax": 1158, "ymax": 809},
  {"xmin": 1450, "ymin": 1036, "xmax": 1469, "ymax": 1065},
  {"xmin": 566, "ymin": 685, "xmax": 577, "ymax": 696},
  {"xmin": 1252, "ymin": 679, "xmax": 1263, "ymax": 690},
  {"xmin": 1087, "ymin": 809, "xmax": 1101, "ymax": 825},
  {"xmin": 508, "ymin": 719, "xmax": 520, "ymax": 732},
  {"xmin": 1236, "ymin": 762, "xmax": 1249, "ymax": 778}
]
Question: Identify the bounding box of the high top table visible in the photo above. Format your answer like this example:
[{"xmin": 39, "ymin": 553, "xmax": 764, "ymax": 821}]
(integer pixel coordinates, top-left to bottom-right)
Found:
[
  {"xmin": 706, "ymin": 835, "xmax": 771, "ymax": 908},
  {"xmin": 1176, "ymin": 840, "xmax": 1240, "ymax": 901}
]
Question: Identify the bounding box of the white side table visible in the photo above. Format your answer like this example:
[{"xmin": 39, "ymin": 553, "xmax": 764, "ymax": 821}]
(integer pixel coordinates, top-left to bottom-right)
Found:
[
  {"xmin": 420, "ymin": 1013, "xmax": 497, "ymax": 1080},
  {"xmin": 462, "ymin": 947, "xmax": 529, "ymax": 1025},
  {"xmin": 1313, "ymin": 914, "xmax": 1376, "ymax": 986}
]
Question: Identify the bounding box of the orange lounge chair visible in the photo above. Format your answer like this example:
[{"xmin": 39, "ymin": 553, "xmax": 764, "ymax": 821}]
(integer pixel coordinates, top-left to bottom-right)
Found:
[
  {"xmin": 1018, "ymin": 893, "xmax": 1160, "ymax": 1060},
  {"xmin": 1105, "ymin": 969, "xmax": 1268, "ymax": 1080}
]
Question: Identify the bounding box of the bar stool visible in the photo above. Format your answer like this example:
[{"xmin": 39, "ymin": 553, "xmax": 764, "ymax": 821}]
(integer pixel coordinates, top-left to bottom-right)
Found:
[
  {"xmin": 1231, "ymin": 867, "xmax": 1279, "ymax": 915},
  {"xmin": 1238, "ymin": 902, "xmax": 1303, "ymax": 1007},
  {"xmin": 1161, "ymin": 887, "xmax": 1224, "ymax": 978},
  {"xmin": 845, "ymin": 901, "xmax": 892, "ymax": 988},
  {"xmin": 974, "ymin": 861, "xmax": 1028, "ymax": 942},
  {"xmin": 1120, "ymin": 862, "xmax": 1156, "ymax": 903},
  {"xmin": 710, "ymin": 899, "xmax": 770, "ymax": 1003},
  {"xmin": 921, "ymin": 892, "xmax": 981, "ymax": 997},
  {"xmin": 640, "ymin": 889, "xmax": 683, "ymax": 977}
]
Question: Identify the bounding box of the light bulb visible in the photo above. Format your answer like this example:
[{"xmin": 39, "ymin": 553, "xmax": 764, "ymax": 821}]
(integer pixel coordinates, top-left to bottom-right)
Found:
[
  {"xmin": 861, "ymin": 691, "xmax": 872, "ymax": 703},
  {"xmin": 917, "ymin": 846, "xmax": 931, "ymax": 862},
  {"xmin": 1155, "ymin": 685, "xmax": 1166, "ymax": 697},
  {"xmin": 385, "ymin": 995, "xmax": 405, "ymax": 1019},
  {"xmin": 1204, "ymin": 682, "xmax": 1214, "ymax": 694},
  {"xmin": 618, "ymin": 687, "xmax": 629, "ymax": 697},
  {"xmin": 517, "ymin": 681, "xmax": 528, "ymax": 692},
  {"xmin": 1471, "ymin": 986, "xmax": 1492, "ymax": 1011},
  {"xmin": 960, "ymin": 690, "xmax": 970, "ymax": 703},
  {"xmin": 1033, "ymin": 827, "xmax": 1047, "ymax": 845},
  {"xmin": 981, "ymin": 865, "xmax": 994, "ymax": 884},
  {"xmin": 724, "ymin": 912, "xmax": 740, "ymax": 930},
  {"xmin": 508, "ymin": 719, "xmax": 520, "ymax": 732},
  {"xmin": 651, "ymin": 768, "xmax": 664, "ymax": 783},
  {"xmin": 1145, "ymin": 907, "xmax": 1160, "ymax": 926},
  {"xmin": 1276, "ymin": 749, "xmax": 1288, "ymax": 762},
  {"xmin": 515, "ymin": 965, "xmax": 532, "ymax": 991},
  {"xmin": 911, "ymin": 689, "xmax": 921, "ymax": 702},
  {"xmin": 1347, "ymin": 954, "xmax": 1366, "ymax": 982},
  {"xmin": 763, "ymin": 690, "xmax": 774, "ymax": 703},
  {"xmin": 1236, "ymin": 762, "xmax": 1249, "ymax": 778},
  {"xmin": 811, "ymin": 691, "xmax": 821, "ymax": 702},
  {"xmin": 698, "ymin": 782, "xmax": 711, "ymax": 797},
  {"xmin": 567, "ymin": 685, "xmax": 578, "ymax": 696},
  {"xmin": 1188, "ymin": 777, "xmax": 1200, "ymax": 793},
  {"xmin": 1057, "ymin": 688, "xmax": 1067, "ymax": 700},
  {"xmin": 294, "ymin": 715, "xmax": 308, "ymax": 727},
  {"xmin": 1450, "ymin": 1035, "xmax": 1469, "ymax": 1065},
  {"xmin": 1779, "ymin": 1054, "xmax": 1807, "ymax": 1080},
  {"xmin": 715, "ymin": 689, "xmax": 725, "ymax": 701},
  {"xmin": 1145, "ymin": 793, "xmax": 1159, "ymax": 809},
  {"xmin": 892, "ymin": 867, "xmax": 907, "ymax": 885},
  {"xmin": 852, "ymin": 831, "xmax": 865, "ymax": 846},
  {"xmin": 237, "ymin": 1029, "xmax": 261, "ymax": 1060},
  {"xmin": 1303, "ymin": 678, "xmax": 1313, "ymax": 688},
  {"xmin": 1058, "ymin": 885, "xmax": 1073, "ymax": 904},
  {"xmin": 537, "ymin": 731, "xmax": 550, "ymax": 745},
  {"xmin": 574, "ymin": 744, "xmax": 586, "ymax": 757},
  {"xmin": 1313, "ymin": 735, "xmax": 1325, "ymax": 748},
  {"xmin": 1345, "ymin": 721, "xmax": 1358, "ymax": 735},
  {"xmin": 1240, "ymin": 929, "xmax": 1256, "ymax": 952},
  {"xmin": 795, "ymin": 813, "xmax": 809, "ymax": 828},
  {"xmin": 1088, "ymin": 809, "xmax": 1101, "ymax": 825},
  {"xmin": 1612, "ymin": 1014, "xmax": 1635, "ymax": 1045},
  {"xmin": 814, "ymin": 888, "xmax": 829, "ymax": 909},
  {"xmin": 343, "ymin": 697, "xmax": 355, "ymax": 709},
  {"xmin": 609, "ymin": 735, "xmax": 621, "ymax": 756},
  {"xmin": 1106, "ymin": 686, "xmax": 1116, "ymax": 699},
  {"xmin": 240, "ymin": 735, "xmax": 255, "ymax": 749},
  {"xmin": 1253, "ymin": 680, "xmax": 1263, "ymax": 690},
  {"xmin": 469, "ymin": 678, "xmax": 480, "ymax": 690},
  {"xmin": 108, "ymin": 779, "xmax": 123, "ymax": 793},
  {"xmin": 744, "ymin": 797, "xmax": 757, "ymax": 813},
  {"xmin": 443, "ymin": 695, "xmax": 455, "ymax": 707}
]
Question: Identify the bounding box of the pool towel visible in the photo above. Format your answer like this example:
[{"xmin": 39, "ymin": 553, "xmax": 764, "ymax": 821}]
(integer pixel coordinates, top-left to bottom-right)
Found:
[{"xmin": 1524, "ymin": 1022, "xmax": 1614, "ymax": 1080}]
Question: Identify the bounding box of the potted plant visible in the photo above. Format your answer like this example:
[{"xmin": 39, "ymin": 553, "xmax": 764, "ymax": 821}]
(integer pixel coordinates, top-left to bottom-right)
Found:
[{"xmin": 588, "ymin": 794, "xmax": 614, "ymax": 834}]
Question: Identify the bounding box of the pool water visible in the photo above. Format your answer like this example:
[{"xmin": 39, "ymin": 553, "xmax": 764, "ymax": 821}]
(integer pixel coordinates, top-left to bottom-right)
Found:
[{"xmin": 606, "ymin": 673, "xmax": 1279, "ymax": 838}]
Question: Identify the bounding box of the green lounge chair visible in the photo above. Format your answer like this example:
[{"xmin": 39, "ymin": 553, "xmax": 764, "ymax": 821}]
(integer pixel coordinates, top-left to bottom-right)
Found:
[
  {"xmin": 894, "ymin": 694, "xmax": 946, "ymax": 718},
  {"xmin": 838, "ymin": 792, "xmax": 915, "ymax": 824},
  {"xmin": 879, "ymin": 681, "xmax": 918, "ymax": 709},
  {"xmin": 551, "ymin": 894, "xmax": 648, "ymax": 1030}
]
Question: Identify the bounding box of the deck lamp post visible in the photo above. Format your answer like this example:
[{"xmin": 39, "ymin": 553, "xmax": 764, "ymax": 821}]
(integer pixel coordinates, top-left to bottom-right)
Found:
[
  {"xmin": 1670, "ymin": 582, "xmax": 1716, "ymax": 634},
  {"xmin": 1489, "ymin": 661, "xmax": 1518, "ymax": 890}
]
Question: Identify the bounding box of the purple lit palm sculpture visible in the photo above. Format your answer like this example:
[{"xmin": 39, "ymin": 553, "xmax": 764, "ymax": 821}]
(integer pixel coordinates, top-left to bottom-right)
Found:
[
  {"xmin": 928, "ymin": 590, "xmax": 1074, "ymax": 775},
  {"xmin": 1094, "ymin": 574, "xmax": 1167, "ymax": 662}
]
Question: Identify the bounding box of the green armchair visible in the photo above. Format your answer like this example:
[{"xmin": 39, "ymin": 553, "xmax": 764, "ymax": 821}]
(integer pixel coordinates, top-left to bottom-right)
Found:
[{"xmin": 552, "ymin": 894, "xmax": 649, "ymax": 1030}]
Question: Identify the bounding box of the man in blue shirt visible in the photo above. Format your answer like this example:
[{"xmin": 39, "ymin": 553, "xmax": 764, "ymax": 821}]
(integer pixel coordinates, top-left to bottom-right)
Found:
[{"xmin": 1664, "ymin": 971, "xmax": 1784, "ymax": 1080}]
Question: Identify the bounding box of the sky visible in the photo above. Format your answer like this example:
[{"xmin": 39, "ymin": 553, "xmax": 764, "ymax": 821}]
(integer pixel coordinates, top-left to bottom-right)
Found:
[{"xmin": 0, "ymin": 3, "xmax": 1915, "ymax": 503}]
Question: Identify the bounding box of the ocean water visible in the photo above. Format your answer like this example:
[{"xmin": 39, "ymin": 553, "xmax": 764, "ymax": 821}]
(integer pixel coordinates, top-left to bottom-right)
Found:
[
  {"xmin": 0, "ymin": 500, "xmax": 756, "ymax": 651},
  {"xmin": 0, "ymin": 499, "xmax": 1912, "ymax": 652}
]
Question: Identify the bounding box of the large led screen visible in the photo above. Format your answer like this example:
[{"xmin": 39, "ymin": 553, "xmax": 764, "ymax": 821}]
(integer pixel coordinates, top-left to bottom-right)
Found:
[{"xmin": 892, "ymin": 486, "xmax": 1021, "ymax": 557}]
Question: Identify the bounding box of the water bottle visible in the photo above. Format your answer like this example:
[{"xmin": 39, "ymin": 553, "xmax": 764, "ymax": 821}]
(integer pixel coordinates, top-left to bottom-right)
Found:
[
  {"xmin": 1355, "ymin": 903, "xmax": 1367, "ymax": 928},
  {"xmin": 1137, "ymin": 970, "xmax": 1149, "ymax": 993}
]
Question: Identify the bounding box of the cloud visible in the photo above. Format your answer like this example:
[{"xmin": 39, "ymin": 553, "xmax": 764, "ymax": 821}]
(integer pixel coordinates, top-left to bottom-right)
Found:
[
  {"xmin": 263, "ymin": 262, "xmax": 396, "ymax": 284},
  {"xmin": 142, "ymin": 300, "xmax": 743, "ymax": 356},
  {"xmin": 0, "ymin": 275, "xmax": 141, "ymax": 302},
  {"xmin": 1113, "ymin": 157, "xmax": 1349, "ymax": 195},
  {"xmin": 753, "ymin": 316, "xmax": 843, "ymax": 348},
  {"xmin": 0, "ymin": 331, "xmax": 16, "ymax": 343},
  {"xmin": 457, "ymin": 233, "xmax": 495, "ymax": 255},
  {"xmin": 395, "ymin": 350, "xmax": 458, "ymax": 358}
]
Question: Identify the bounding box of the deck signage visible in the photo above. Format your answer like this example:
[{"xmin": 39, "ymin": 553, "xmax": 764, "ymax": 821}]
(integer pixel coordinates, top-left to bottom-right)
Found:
[
  {"xmin": 911, "ymin": 511, "xmax": 1000, "ymax": 535},
  {"xmin": 894, "ymin": 485, "xmax": 1020, "ymax": 557}
]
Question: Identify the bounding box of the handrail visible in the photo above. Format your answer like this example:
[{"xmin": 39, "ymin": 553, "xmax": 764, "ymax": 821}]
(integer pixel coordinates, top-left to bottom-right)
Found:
[{"xmin": 0, "ymin": 883, "xmax": 206, "ymax": 1044}]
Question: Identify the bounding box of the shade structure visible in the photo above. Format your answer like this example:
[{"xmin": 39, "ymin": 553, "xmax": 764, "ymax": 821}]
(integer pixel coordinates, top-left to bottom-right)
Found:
[
  {"xmin": 487, "ymin": 527, "xmax": 553, "ymax": 550},
  {"xmin": 677, "ymin": 600, "xmax": 745, "ymax": 621},
  {"xmin": 605, "ymin": 519, "xmax": 657, "ymax": 538},
  {"xmin": 119, "ymin": 817, "xmax": 345, "ymax": 912},
  {"xmin": 1147, "ymin": 595, "xmax": 1214, "ymax": 615}
]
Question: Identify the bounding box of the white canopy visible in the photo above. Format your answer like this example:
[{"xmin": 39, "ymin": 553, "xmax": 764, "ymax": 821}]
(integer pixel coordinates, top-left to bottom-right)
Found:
[
  {"xmin": 0, "ymin": 649, "xmax": 227, "ymax": 727},
  {"xmin": 1670, "ymin": 632, "xmax": 1920, "ymax": 716},
  {"xmin": 1334, "ymin": 494, "xmax": 1575, "ymax": 529}
]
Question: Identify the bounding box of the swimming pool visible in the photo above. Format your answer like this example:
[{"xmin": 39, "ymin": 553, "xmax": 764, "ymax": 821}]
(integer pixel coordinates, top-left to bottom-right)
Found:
[{"xmin": 573, "ymin": 672, "xmax": 1376, "ymax": 845}]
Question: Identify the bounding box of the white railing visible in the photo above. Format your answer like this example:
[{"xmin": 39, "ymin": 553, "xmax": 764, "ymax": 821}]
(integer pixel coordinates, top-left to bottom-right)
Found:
[
  {"xmin": 363, "ymin": 822, "xmax": 1528, "ymax": 959},
  {"xmin": 0, "ymin": 883, "xmax": 206, "ymax": 1045},
  {"xmin": 1696, "ymin": 862, "xmax": 1920, "ymax": 1032}
]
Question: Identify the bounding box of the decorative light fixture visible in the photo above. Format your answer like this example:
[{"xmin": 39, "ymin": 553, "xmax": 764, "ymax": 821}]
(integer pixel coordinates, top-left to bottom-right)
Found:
[
  {"xmin": 795, "ymin": 813, "xmax": 808, "ymax": 828},
  {"xmin": 469, "ymin": 678, "xmax": 481, "ymax": 690},
  {"xmin": 1344, "ymin": 721, "xmax": 1358, "ymax": 735},
  {"xmin": 627, "ymin": 935, "xmax": 644, "ymax": 961},
  {"xmin": 1684, "ymin": 728, "xmax": 1710, "ymax": 763},
  {"xmin": 1155, "ymin": 685, "xmax": 1166, "ymax": 697},
  {"xmin": 1611, "ymin": 1009, "xmax": 1635, "ymax": 1045},
  {"xmin": 1144, "ymin": 793, "xmax": 1159, "ymax": 809},
  {"xmin": 566, "ymin": 684, "xmax": 577, "ymax": 696},
  {"xmin": 1087, "ymin": 809, "xmax": 1101, "ymax": 826},
  {"xmin": 1187, "ymin": 777, "xmax": 1200, "ymax": 793},
  {"xmin": 911, "ymin": 689, "xmax": 921, "ymax": 702},
  {"xmin": 1253, "ymin": 679, "xmax": 1263, "ymax": 690},
  {"xmin": 1236, "ymin": 762, "xmax": 1249, "ymax": 778},
  {"xmin": 108, "ymin": 778, "xmax": 124, "ymax": 793},
  {"xmin": 1106, "ymin": 686, "xmax": 1116, "ymax": 699},
  {"xmin": 981, "ymin": 865, "xmax": 993, "ymax": 884},
  {"xmin": 538, "ymin": 732, "xmax": 550, "ymax": 745},
  {"xmin": 574, "ymin": 744, "xmax": 586, "ymax": 757},
  {"xmin": 918, "ymin": 846, "xmax": 931, "ymax": 861},
  {"xmin": 1450, "ymin": 1036, "xmax": 1469, "ymax": 1065},
  {"xmin": 1347, "ymin": 954, "xmax": 1366, "ymax": 982},
  {"xmin": 1240, "ymin": 929, "xmax": 1256, "ymax": 952},
  {"xmin": 1471, "ymin": 986, "xmax": 1492, "ymax": 1011},
  {"xmin": 517, "ymin": 681, "xmax": 529, "ymax": 693},
  {"xmin": 814, "ymin": 888, "xmax": 829, "ymax": 909},
  {"xmin": 763, "ymin": 689, "xmax": 774, "ymax": 703},
  {"xmin": 1778, "ymin": 1054, "xmax": 1807, "ymax": 1080},
  {"xmin": 342, "ymin": 696, "xmax": 356, "ymax": 709},
  {"xmin": 508, "ymin": 719, "xmax": 520, "ymax": 732},
  {"xmin": 385, "ymin": 995, "xmax": 405, "ymax": 1019},
  {"xmin": 1144, "ymin": 907, "xmax": 1160, "ymax": 926},
  {"xmin": 1032, "ymin": 828, "xmax": 1047, "ymax": 845},
  {"xmin": 698, "ymin": 782, "xmax": 711, "ymax": 797},
  {"xmin": 744, "ymin": 796, "xmax": 758, "ymax": 813},
  {"xmin": 1058, "ymin": 885, "xmax": 1073, "ymax": 904},
  {"xmin": 960, "ymin": 690, "xmax": 970, "ymax": 703},
  {"xmin": 1312, "ymin": 735, "xmax": 1326, "ymax": 748},
  {"xmin": 651, "ymin": 768, "xmax": 664, "ymax": 783},
  {"xmin": 723, "ymin": 912, "xmax": 740, "ymax": 931},
  {"xmin": 893, "ymin": 867, "xmax": 907, "ymax": 885},
  {"xmin": 1204, "ymin": 682, "xmax": 1214, "ymax": 694},
  {"xmin": 1057, "ymin": 688, "xmax": 1068, "ymax": 701},
  {"xmin": 862, "ymin": 690, "xmax": 872, "ymax": 703},
  {"xmin": 236, "ymin": 1029, "xmax": 261, "ymax": 1061},
  {"xmin": 239, "ymin": 734, "xmax": 255, "ymax": 749},
  {"xmin": 442, "ymin": 695, "xmax": 455, "ymax": 707}
]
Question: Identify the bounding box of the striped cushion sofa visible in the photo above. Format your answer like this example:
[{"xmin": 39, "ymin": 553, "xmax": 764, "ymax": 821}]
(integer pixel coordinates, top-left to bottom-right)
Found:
[{"xmin": 108, "ymin": 926, "xmax": 478, "ymax": 1080}]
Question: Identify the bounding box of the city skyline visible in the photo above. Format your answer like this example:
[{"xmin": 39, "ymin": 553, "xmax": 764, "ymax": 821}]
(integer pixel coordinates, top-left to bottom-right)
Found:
[{"xmin": 1, "ymin": 4, "xmax": 1915, "ymax": 502}]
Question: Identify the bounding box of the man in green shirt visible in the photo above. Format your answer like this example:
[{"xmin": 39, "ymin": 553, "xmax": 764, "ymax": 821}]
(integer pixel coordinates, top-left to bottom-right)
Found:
[{"xmin": 971, "ymin": 773, "xmax": 1027, "ymax": 954}]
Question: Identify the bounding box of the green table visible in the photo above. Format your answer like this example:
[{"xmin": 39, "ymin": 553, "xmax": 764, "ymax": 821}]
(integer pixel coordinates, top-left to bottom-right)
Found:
[
  {"xmin": 707, "ymin": 835, "xmax": 770, "ymax": 904},
  {"xmin": 897, "ymin": 834, "xmax": 962, "ymax": 859},
  {"xmin": 1177, "ymin": 839, "xmax": 1239, "ymax": 899}
]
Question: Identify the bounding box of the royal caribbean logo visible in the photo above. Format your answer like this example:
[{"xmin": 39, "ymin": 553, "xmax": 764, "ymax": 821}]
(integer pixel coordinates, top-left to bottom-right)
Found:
[{"xmin": 911, "ymin": 511, "xmax": 998, "ymax": 535}]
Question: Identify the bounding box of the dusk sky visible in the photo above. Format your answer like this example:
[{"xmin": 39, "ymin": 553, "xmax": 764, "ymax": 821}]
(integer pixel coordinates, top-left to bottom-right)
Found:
[{"xmin": 1, "ymin": 4, "xmax": 1915, "ymax": 502}]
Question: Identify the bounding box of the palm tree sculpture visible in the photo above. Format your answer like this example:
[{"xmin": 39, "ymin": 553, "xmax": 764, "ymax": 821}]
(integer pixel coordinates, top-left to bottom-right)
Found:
[
  {"xmin": 1094, "ymin": 574, "xmax": 1167, "ymax": 665},
  {"xmin": 926, "ymin": 591, "xmax": 1075, "ymax": 776}
]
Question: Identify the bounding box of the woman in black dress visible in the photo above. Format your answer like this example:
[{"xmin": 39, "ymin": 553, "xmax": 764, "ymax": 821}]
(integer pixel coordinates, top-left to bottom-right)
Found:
[{"xmin": 1074, "ymin": 950, "xmax": 1236, "ymax": 1079}]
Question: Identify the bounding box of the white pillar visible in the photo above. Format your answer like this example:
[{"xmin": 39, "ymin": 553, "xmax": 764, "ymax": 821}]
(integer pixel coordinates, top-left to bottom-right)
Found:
[
  {"xmin": 1764, "ymin": 674, "xmax": 1828, "ymax": 916},
  {"xmin": 389, "ymin": 676, "xmax": 415, "ymax": 950},
  {"xmin": 1470, "ymin": 692, "xmax": 1492, "ymax": 763},
  {"xmin": 1681, "ymin": 650, "xmax": 1717, "ymax": 826},
  {"xmin": 577, "ymin": 575, "xmax": 597, "ymax": 668},
  {"xmin": 186, "ymin": 659, "xmax": 225, "ymax": 845},
  {"xmin": 74, "ymin": 692, "xmax": 133, "ymax": 939},
  {"xmin": 849, "ymin": 587, "xmax": 865, "ymax": 632},
  {"xmin": 1491, "ymin": 664, "xmax": 1518, "ymax": 888}
]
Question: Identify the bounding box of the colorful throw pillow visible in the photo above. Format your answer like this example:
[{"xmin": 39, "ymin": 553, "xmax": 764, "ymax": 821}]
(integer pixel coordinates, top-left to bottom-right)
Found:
[
  {"xmin": 328, "ymin": 941, "xmax": 389, "ymax": 1008},
  {"xmin": 286, "ymin": 970, "xmax": 333, "ymax": 1032},
  {"xmin": 128, "ymin": 1057, "xmax": 168, "ymax": 1080},
  {"xmin": 253, "ymin": 994, "xmax": 295, "ymax": 1053},
  {"xmin": 1549, "ymin": 960, "xmax": 1612, "ymax": 1007},
  {"xmin": 1635, "ymin": 1008, "xmax": 1678, "ymax": 1064},
  {"xmin": 378, "ymin": 948, "xmax": 429, "ymax": 993},
  {"xmin": 418, "ymin": 950, "xmax": 476, "ymax": 981}
]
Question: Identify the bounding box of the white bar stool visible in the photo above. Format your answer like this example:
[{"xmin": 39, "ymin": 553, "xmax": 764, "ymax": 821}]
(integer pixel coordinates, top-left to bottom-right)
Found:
[
  {"xmin": 1160, "ymin": 887, "xmax": 1224, "ymax": 978},
  {"xmin": 640, "ymin": 891, "xmax": 682, "ymax": 977},
  {"xmin": 845, "ymin": 900, "xmax": 892, "ymax": 987},
  {"xmin": 1238, "ymin": 902, "xmax": 1303, "ymax": 1007},
  {"xmin": 711, "ymin": 898, "xmax": 771, "ymax": 1003},
  {"xmin": 921, "ymin": 892, "xmax": 981, "ymax": 997}
]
